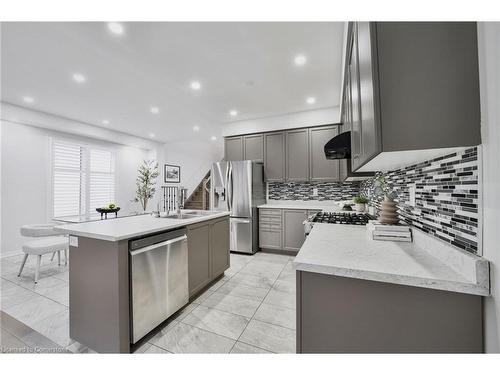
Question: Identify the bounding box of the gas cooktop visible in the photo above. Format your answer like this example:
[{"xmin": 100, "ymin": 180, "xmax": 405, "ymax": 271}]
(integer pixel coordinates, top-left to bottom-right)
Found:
[{"xmin": 311, "ymin": 212, "xmax": 374, "ymax": 225}]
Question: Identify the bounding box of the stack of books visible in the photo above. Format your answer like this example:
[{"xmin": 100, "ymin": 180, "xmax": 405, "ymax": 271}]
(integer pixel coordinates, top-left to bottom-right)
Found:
[{"xmin": 367, "ymin": 220, "xmax": 412, "ymax": 242}]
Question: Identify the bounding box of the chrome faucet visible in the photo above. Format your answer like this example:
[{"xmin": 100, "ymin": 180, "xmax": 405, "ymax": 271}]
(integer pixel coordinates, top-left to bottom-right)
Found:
[{"xmin": 177, "ymin": 186, "xmax": 186, "ymax": 215}]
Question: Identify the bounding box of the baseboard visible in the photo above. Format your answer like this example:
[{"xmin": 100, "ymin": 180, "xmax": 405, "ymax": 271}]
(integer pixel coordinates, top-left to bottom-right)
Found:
[{"xmin": 1, "ymin": 250, "xmax": 23, "ymax": 259}]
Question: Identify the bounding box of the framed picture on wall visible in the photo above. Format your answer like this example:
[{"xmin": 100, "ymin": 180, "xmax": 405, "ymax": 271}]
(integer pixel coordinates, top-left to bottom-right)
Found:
[{"xmin": 164, "ymin": 164, "xmax": 181, "ymax": 183}]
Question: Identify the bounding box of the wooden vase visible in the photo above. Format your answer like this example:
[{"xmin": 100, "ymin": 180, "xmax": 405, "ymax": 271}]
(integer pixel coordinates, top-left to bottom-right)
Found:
[{"xmin": 379, "ymin": 197, "xmax": 399, "ymax": 225}]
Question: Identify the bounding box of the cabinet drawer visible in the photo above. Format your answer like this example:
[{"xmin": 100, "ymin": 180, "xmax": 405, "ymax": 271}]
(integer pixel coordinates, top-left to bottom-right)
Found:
[
  {"xmin": 259, "ymin": 223, "xmax": 282, "ymax": 231},
  {"xmin": 259, "ymin": 216, "xmax": 282, "ymax": 224},
  {"xmin": 259, "ymin": 229, "xmax": 282, "ymax": 249},
  {"xmin": 259, "ymin": 209, "xmax": 282, "ymax": 217}
]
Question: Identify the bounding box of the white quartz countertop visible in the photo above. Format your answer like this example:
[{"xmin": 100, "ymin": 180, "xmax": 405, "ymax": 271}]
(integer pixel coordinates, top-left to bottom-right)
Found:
[
  {"xmin": 293, "ymin": 223, "xmax": 490, "ymax": 296},
  {"xmin": 55, "ymin": 211, "xmax": 230, "ymax": 242},
  {"xmin": 258, "ymin": 200, "xmax": 346, "ymax": 211}
]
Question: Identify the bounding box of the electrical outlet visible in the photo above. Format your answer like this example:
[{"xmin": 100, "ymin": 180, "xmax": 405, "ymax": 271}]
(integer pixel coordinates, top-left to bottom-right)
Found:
[
  {"xmin": 312, "ymin": 188, "xmax": 319, "ymax": 197},
  {"xmin": 409, "ymin": 184, "xmax": 416, "ymax": 206}
]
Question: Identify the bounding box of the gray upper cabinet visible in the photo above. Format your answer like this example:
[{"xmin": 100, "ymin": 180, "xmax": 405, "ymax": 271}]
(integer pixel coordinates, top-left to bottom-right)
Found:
[
  {"xmin": 309, "ymin": 125, "xmax": 340, "ymax": 181},
  {"xmin": 243, "ymin": 134, "xmax": 264, "ymax": 161},
  {"xmin": 282, "ymin": 209, "xmax": 308, "ymax": 251},
  {"xmin": 264, "ymin": 132, "xmax": 286, "ymax": 182},
  {"xmin": 224, "ymin": 136, "xmax": 243, "ymax": 161},
  {"xmin": 342, "ymin": 22, "xmax": 481, "ymax": 172},
  {"xmin": 286, "ymin": 129, "xmax": 309, "ymax": 181}
]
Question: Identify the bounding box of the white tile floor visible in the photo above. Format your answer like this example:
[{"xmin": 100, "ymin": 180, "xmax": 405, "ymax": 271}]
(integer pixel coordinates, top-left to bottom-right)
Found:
[{"xmin": 0, "ymin": 251, "xmax": 296, "ymax": 354}]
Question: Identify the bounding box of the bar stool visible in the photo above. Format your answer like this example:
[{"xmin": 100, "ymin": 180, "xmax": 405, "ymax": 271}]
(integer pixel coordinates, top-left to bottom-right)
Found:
[{"xmin": 19, "ymin": 224, "xmax": 69, "ymax": 284}]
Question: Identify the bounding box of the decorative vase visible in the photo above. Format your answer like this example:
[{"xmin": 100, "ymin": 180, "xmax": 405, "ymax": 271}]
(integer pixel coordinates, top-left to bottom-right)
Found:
[
  {"xmin": 355, "ymin": 203, "xmax": 366, "ymax": 212},
  {"xmin": 379, "ymin": 197, "xmax": 398, "ymax": 225}
]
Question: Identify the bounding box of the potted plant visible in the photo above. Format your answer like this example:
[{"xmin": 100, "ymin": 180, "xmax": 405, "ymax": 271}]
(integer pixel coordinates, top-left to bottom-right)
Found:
[
  {"xmin": 353, "ymin": 196, "xmax": 369, "ymax": 212},
  {"xmin": 373, "ymin": 175, "xmax": 398, "ymax": 224},
  {"xmin": 133, "ymin": 160, "xmax": 159, "ymax": 212}
]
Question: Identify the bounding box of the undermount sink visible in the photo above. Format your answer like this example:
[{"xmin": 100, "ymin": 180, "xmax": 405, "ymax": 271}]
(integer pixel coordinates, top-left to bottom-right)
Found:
[
  {"xmin": 181, "ymin": 210, "xmax": 216, "ymax": 216},
  {"xmin": 161, "ymin": 213, "xmax": 200, "ymax": 220}
]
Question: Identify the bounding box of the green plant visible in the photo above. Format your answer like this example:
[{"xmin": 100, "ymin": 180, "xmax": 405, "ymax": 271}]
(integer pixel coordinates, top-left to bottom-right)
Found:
[
  {"xmin": 133, "ymin": 160, "xmax": 159, "ymax": 211},
  {"xmin": 353, "ymin": 196, "xmax": 369, "ymax": 204}
]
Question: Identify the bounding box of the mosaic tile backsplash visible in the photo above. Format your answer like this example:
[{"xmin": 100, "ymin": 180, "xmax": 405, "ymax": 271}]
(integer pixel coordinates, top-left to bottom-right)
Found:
[
  {"xmin": 268, "ymin": 181, "xmax": 361, "ymax": 201},
  {"xmin": 360, "ymin": 147, "xmax": 479, "ymax": 254}
]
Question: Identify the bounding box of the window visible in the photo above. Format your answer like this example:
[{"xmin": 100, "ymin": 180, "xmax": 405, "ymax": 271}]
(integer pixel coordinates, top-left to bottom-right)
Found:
[{"xmin": 52, "ymin": 139, "xmax": 115, "ymax": 219}]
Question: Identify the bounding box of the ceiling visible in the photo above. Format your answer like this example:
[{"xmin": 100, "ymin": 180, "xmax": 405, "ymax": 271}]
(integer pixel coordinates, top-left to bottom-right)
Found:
[{"xmin": 1, "ymin": 22, "xmax": 344, "ymax": 143}]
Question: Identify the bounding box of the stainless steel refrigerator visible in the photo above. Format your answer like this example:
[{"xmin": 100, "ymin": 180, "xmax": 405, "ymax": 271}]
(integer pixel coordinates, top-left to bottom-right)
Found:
[{"xmin": 210, "ymin": 160, "xmax": 265, "ymax": 254}]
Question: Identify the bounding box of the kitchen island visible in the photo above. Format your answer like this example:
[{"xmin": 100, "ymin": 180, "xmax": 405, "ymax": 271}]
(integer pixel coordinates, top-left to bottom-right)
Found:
[
  {"xmin": 293, "ymin": 223, "xmax": 490, "ymax": 353},
  {"xmin": 55, "ymin": 211, "xmax": 230, "ymax": 353}
]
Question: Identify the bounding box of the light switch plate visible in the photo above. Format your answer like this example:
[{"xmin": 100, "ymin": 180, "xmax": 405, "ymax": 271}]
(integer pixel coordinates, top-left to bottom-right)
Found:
[
  {"xmin": 409, "ymin": 184, "xmax": 416, "ymax": 206},
  {"xmin": 69, "ymin": 236, "xmax": 78, "ymax": 247}
]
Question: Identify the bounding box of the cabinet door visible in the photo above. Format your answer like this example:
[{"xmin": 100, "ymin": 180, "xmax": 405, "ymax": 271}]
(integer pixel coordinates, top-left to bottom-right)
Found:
[
  {"xmin": 264, "ymin": 132, "xmax": 286, "ymax": 181},
  {"xmin": 309, "ymin": 126, "xmax": 340, "ymax": 181},
  {"xmin": 357, "ymin": 22, "xmax": 380, "ymax": 165},
  {"xmin": 339, "ymin": 124, "xmax": 349, "ymax": 182},
  {"xmin": 187, "ymin": 223, "xmax": 211, "ymax": 297},
  {"xmin": 349, "ymin": 23, "xmax": 363, "ymax": 171},
  {"xmin": 243, "ymin": 134, "xmax": 264, "ymax": 161},
  {"xmin": 210, "ymin": 217, "xmax": 230, "ymax": 278},
  {"xmin": 225, "ymin": 137, "xmax": 243, "ymax": 161},
  {"xmin": 282, "ymin": 209, "xmax": 308, "ymax": 252},
  {"xmin": 286, "ymin": 129, "xmax": 309, "ymax": 181}
]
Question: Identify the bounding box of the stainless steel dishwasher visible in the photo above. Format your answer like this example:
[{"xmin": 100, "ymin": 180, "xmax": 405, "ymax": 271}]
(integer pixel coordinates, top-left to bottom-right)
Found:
[{"xmin": 129, "ymin": 228, "xmax": 189, "ymax": 344}]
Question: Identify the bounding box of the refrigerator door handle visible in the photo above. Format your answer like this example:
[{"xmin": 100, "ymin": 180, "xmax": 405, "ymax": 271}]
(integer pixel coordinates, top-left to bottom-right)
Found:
[{"xmin": 227, "ymin": 163, "xmax": 233, "ymax": 213}]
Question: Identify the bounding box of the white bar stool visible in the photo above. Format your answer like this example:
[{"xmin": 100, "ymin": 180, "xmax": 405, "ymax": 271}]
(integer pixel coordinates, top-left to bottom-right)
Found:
[{"xmin": 19, "ymin": 224, "xmax": 69, "ymax": 284}]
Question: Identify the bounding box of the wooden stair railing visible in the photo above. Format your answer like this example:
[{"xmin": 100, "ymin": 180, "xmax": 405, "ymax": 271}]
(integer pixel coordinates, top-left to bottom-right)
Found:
[{"xmin": 184, "ymin": 170, "xmax": 211, "ymax": 210}]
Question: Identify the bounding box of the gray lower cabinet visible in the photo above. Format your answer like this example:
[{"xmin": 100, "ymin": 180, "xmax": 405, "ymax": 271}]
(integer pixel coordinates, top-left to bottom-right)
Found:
[
  {"xmin": 243, "ymin": 134, "xmax": 264, "ymax": 162},
  {"xmin": 187, "ymin": 216, "xmax": 230, "ymax": 297},
  {"xmin": 286, "ymin": 129, "xmax": 309, "ymax": 181},
  {"xmin": 259, "ymin": 209, "xmax": 283, "ymax": 250},
  {"xmin": 264, "ymin": 132, "xmax": 286, "ymax": 182},
  {"xmin": 259, "ymin": 208, "xmax": 307, "ymax": 253},
  {"xmin": 224, "ymin": 136, "xmax": 243, "ymax": 161},
  {"xmin": 282, "ymin": 209, "xmax": 308, "ymax": 251},
  {"xmin": 211, "ymin": 217, "xmax": 230, "ymax": 277},
  {"xmin": 309, "ymin": 126, "xmax": 340, "ymax": 181},
  {"xmin": 297, "ymin": 271, "xmax": 483, "ymax": 353},
  {"xmin": 187, "ymin": 222, "xmax": 211, "ymax": 296}
]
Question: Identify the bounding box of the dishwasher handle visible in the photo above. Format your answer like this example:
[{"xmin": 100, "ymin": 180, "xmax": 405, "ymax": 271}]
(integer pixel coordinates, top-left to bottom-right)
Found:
[{"xmin": 129, "ymin": 234, "xmax": 187, "ymax": 256}]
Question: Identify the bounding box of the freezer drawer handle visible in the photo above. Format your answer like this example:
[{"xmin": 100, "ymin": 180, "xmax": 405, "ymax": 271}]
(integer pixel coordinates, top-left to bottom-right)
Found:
[
  {"xmin": 232, "ymin": 218, "xmax": 251, "ymax": 224},
  {"xmin": 129, "ymin": 235, "xmax": 187, "ymax": 256}
]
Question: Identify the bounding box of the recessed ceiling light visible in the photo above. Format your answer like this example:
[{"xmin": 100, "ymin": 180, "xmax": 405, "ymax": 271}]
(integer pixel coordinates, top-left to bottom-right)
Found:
[
  {"xmin": 22, "ymin": 96, "xmax": 34, "ymax": 104},
  {"xmin": 210, "ymin": 136, "xmax": 217, "ymax": 141},
  {"xmin": 190, "ymin": 81, "xmax": 202, "ymax": 90},
  {"xmin": 149, "ymin": 132, "xmax": 156, "ymax": 138},
  {"xmin": 306, "ymin": 96, "xmax": 316, "ymax": 105},
  {"xmin": 229, "ymin": 110, "xmax": 238, "ymax": 117},
  {"xmin": 150, "ymin": 106, "xmax": 159, "ymax": 114},
  {"xmin": 193, "ymin": 125, "xmax": 200, "ymax": 132},
  {"xmin": 107, "ymin": 22, "xmax": 124, "ymax": 35},
  {"xmin": 72, "ymin": 73, "xmax": 86, "ymax": 84},
  {"xmin": 102, "ymin": 120, "xmax": 110, "ymax": 125},
  {"xmin": 294, "ymin": 54, "xmax": 307, "ymax": 66}
]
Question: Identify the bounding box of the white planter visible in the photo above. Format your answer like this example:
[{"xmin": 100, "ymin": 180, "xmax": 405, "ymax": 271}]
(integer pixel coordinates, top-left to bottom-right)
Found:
[{"xmin": 355, "ymin": 203, "xmax": 366, "ymax": 212}]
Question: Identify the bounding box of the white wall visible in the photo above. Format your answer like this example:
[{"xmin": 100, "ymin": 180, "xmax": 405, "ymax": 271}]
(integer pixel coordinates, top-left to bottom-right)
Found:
[
  {"xmin": 0, "ymin": 121, "xmax": 154, "ymax": 256},
  {"xmin": 221, "ymin": 106, "xmax": 340, "ymax": 137},
  {"xmin": 478, "ymin": 22, "xmax": 500, "ymax": 353},
  {"xmin": 159, "ymin": 138, "xmax": 224, "ymax": 197}
]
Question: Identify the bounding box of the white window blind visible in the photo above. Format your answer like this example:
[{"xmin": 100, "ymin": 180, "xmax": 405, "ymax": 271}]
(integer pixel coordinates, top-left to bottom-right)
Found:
[
  {"xmin": 52, "ymin": 140, "xmax": 115, "ymax": 219},
  {"xmin": 89, "ymin": 149, "xmax": 115, "ymax": 211}
]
